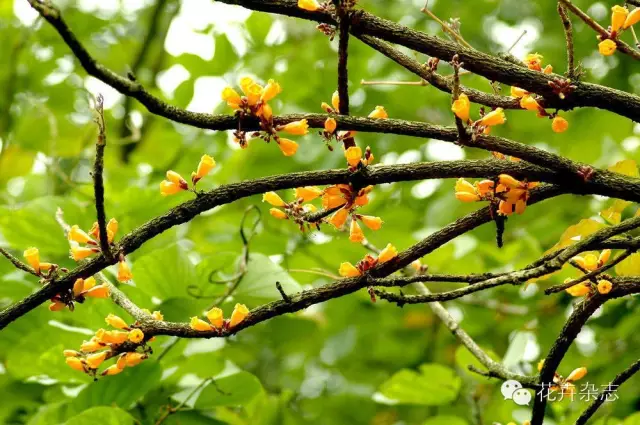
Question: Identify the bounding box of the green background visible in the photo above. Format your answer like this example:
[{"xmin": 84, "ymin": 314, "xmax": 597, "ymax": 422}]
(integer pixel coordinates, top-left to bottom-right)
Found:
[{"xmin": 1, "ymin": 0, "xmax": 639, "ymax": 424}]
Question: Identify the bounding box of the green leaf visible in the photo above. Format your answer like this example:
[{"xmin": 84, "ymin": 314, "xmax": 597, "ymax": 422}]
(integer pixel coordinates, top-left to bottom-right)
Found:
[
  {"xmin": 133, "ymin": 243, "xmax": 198, "ymax": 300},
  {"xmin": 623, "ymin": 412, "xmax": 640, "ymax": 425},
  {"xmin": 210, "ymin": 35, "xmax": 239, "ymax": 75},
  {"xmin": 194, "ymin": 371, "xmax": 263, "ymax": 408},
  {"xmin": 232, "ymin": 253, "xmax": 301, "ymax": 307},
  {"xmin": 379, "ymin": 364, "xmax": 461, "ymax": 406},
  {"xmin": 64, "ymin": 406, "xmax": 136, "ymax": 425},
  {"xmin": 423, "ymin": 416, "xmax": 469, "ymax": 425},
  {"xmin": 615, "ymin": 253, "xmax": 640, "ymax": 276},
  {"xmin": 608, "ymin": 159, "xmax": 639, "ymax": 178}
]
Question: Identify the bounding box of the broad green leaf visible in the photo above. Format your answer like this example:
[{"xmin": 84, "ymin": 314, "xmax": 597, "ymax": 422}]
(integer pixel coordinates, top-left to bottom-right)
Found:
[
  {"xmin": 379, "ymin": 364, "xmax": 461, "ymax": 406},
  {"xmin": 64, "ymin": 406, "xmax": 136, "ymax": 425},
  {"xmin": 615, "ymin": 253, "xmax": 640, "ymax": 276},
  {"xmin": 608, "ymin": 159, "xmax": 639, "ymax": 178},
  {"xmin": 194, "ymin": 371, "xmax": 263, "ymax": 408},
  {"xmin": 133, "ymin": 243, "xmax": 198, "ymax": 300},
  {"xmin": 600, "ymin": 200, "xmax": 632, "ymax": 225},
  {"xmin": 232, "ymin": 253, "xmax": 301, "ymax": 307},
  {"xmin": 548, "ymin": 218, "xmax": 607, "ymax": 252}
]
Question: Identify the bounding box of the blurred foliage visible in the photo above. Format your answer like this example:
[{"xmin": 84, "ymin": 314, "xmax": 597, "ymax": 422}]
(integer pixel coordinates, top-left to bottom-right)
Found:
[{"xmin": 1, "ymin": 0, "xmax": 640, "ymax": 424}]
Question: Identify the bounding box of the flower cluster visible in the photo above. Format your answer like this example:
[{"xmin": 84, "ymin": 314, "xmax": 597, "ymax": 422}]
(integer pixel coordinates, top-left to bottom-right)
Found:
[
  {"xmin": 338, "ymin": 243, "xmax": 398, "ymax": 277},
  {"xmin": 189, "ymin": 303, "xmax": 249, "ymax": 332},
  {"xmin": 48, "ymin": 276, "xmax": 110, "ymax": 312},
  {"xmin": 598, "ymin": 6, "xmax": 640, "ymax": 56},
  {"xmin": 222, "ymin": 77, "xmax": 309, "ymax": 156},
  {"xmin": 65, "ymin": 311, "xmax": 162, "ymax": 377},
  {"xmin": 451, "ymin": 93, "xmax": 506, "ymax": 137},
  {"xmin": 564, "ymin": 250, "xmax": 613, "ymax": 296},
  {"xmin": 160, "ymin": 154, "xmax": 216, "ymax": 196},
  {"xmin": 67, "ymin": 218, "xmax": 117, "ymax": 262},
  {"xmin": 537, "ymin": 360, "xmax": 588, "ymax": 398},
  {"xmin": 454, "ymin": 174, "xmax": 539, "ymax": 216}
]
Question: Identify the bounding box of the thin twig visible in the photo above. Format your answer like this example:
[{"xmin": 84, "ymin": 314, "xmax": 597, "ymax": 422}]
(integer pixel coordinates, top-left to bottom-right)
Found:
[
  {"xmin": 557, "ymin": 3, "xmax": 575, "ymax": 79},
  {"xmin": 360, "ymin": 79, "xmax": 428, "ymax": 86},
  {"xmin": 92, "ymin": 95, "xmax": 112, "ymax": 260},
  {"xmin": 420, "ymin": 0, "xmax": 473, "ymax": 49},
  {"xmin": 0, "ymin": 247, "xmax": 39, "ymax": 277}
]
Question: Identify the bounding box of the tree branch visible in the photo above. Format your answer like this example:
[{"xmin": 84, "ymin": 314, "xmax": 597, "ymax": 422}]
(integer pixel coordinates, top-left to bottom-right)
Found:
[
  {"xmin": 557, "ymin": 2, "xmax": 576, "ymax": 79},
  {"xmin": 0, "ymin": 247, "xmax": 39, "ymax": 277},
  {"xmin": 92, "ymin": 95, "xmax": 112, "ymax": 260}
]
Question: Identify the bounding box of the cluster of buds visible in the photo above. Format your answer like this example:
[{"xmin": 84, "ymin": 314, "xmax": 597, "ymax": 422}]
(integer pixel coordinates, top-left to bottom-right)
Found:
[
  {"xmin": 67, "ymin": 218, "xmax": 117, "ymax": 261},
  {"xmin": 160, "ymin": 154, "xmax": 216, "ymax": 196},
  {"xmin": 49, "ymin": 276, "xmax": 109, "ymax": 312},
  {"xmin": 451, "ymin": 93, "xmax": 506, "ymax": 137},
  {"xmin": 537, "ymin": 360, "xmax": 588, "ymax": 398},
  {"xmin": 565, "ymin": 250, "xmax": 613, "ymax": 296},
  {"xmin": 598, "ymin": 5, "xmax": 640, "ymax": 56},
  {"xmin": 65, "ymin": 311, "xmax": 162, "ymax": 378},
  {"xmin": 263, "ymin": 188, "xmax": 324, "ymax": 231},
  {"xmin": 339, "ymin": 243, "xmax": 398, "ymax": 277},
  {"xmin": 23, "ymin": 247, "xmax": 62, "ymax": 278},
  {"xmin": 222, "ymin": 77, "xmax": 308, "ymax": 156},
  {"xmin": 454, "ymin": 174, "xmax": 539, "ymax": 216},
  {"xmin": 190, "ymin": 303, "xmax": 249, "ymax": 333}
]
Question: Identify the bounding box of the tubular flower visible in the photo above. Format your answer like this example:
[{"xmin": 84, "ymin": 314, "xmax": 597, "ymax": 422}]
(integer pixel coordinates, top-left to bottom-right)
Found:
[
  {"xmin": 542, "ymin": 64, "xmax": 553, "ymax": 74},
  {"xmin": 105, "ymin": 314, "xmax": 128, "ymax": 330},
  {"xmin": 222, "ymin": 87, "xmax": 242, "ymax": 109},
  {"xmin": 551, "ymin": 116, "xmax": 569, "ymax": 133},
  {"xmin": 128, "ymin": 329, "xmax": 144, "ymax": 343},
  {"xmin": 107, "ymin": 218, "xmax": 118, "ymax": 243},
  {"xmin": 151, "ymin": 311, "xmax": 164, "ymax": 321},
  {"xmin": 86, "ymin": 351, "xmax": 107, "ymax": 369},
  {"xmin": 349, "ymin": 220, "xmax": 365, "ymax": 243},
  {"xmin": 597, "ymin": 279, "xmax": 613, "ymax": 294},
  {"xmin": 520, "ymin": 95, "xmax": 541, "ymax": 111},
  {"xmin": 239, "ymin": 77, "xmax": 256, "ymax": 94},
  {"xmin": 498, "ymin": 174, "xmax": 521, "ymax": 188},
  {"xmin": 583, "ymin": 253, "xmax": 599, "ymax": 271},
  {"xmin": 510, "ymin": 86, "xmax": 528, "ymax": 98},
  {"xmin": 66, "ymin": 357, "xmax": 86, "ymax": 372},
  {"xmin": 81, "ymin": 338, "xmax": 103, "ymax": 352},
  {"xmin": 23, "ymin": 247, "xmax": 40, "ymax": 272},
  {"xmin": 116, "ymin": 354, "xmax": 127, "ymax": 370},
  {"xmin": 476, "ymin": 180, "xmax": 494, "ymax": 197},
  {"xmin": 206, "ymin": 307, "xmax": 224, "ymax": 328},
  {"xmin": 566, "ymin": 367, "xmax": 588, "ymax": 382},
  {"xmin": 278, "ymin": 138, "xmax": 299, "ymax": 156},
  {"xmin": 69, "ymin": 225, "xmax": 95, "ymax": 244},
  {"xmin": 368, "ymin": 106, "xmax": 388, "ymax": 119},
  {"xmin": 259, "ymin": 103, "xmax": 273, "ymax": 120},
  {"xmin": 598, "ymin": 249, "xmax": 611, "ymax": 266},
  {"xmin": 378, "ymin": 243, "xmax": 398, "ymax": 263},
  {"xmin": 49, "ymin": 301, "xmax": 66, "ymax": 312},
  {"xmin": 599, "ymin": 39, "xmax": 617, "ymax": 56},
  {"xmin": 524, "ymin": 53, "xmax": 543, "ymax": 71},
  {"xmin": 479, "ymin": 108, "xmax": 506, "ymax": 126},
  {"xmin": 229, "ymin": 303, "xmax": 250, "ymax": 328},
  {"xmin": 263, "ymin": 192, "xmax": 286, "ymax": 207},
  {"xmin": 451, "ymin": 93, "xmax": 470, "ymax": 122},
  {"xmin": 160, "ymin": 180, "xmax": 183, "ymax": 196},
  {"xmin": 328, "ymin": 208, "xmax": 349, "ymax": 229},
  {"xmin": 345, "ymin": 146, "xmax": 363, "ymax": 167},
  {"xmin": 624, "ymin": 8, "xmax": 640, "ymax": 28},
  {"xmin": 455, "ymin": 178, "xmax": 480, "ymax": 202},
  {"xmin": 339, "ymin": 262, "xmax": 361, "ymax": 277},
  {"xmin": 125, "ymin": 352, "xmax": 147, "ymax": 367},
  {"xmin": 63, "ymin": 350, "xmax": 80, "ymax": 357},
  {"xmin": 190, "ymin": 317, "xmax": 212, "ymax": 331},
  {"xmin": 360, "ymin": 215, "xmax": 383, "ymax": 231},
  {"xmin": 565, "ymin": 279, "xmax": 592, "ymax": 297},
  {"xmin": 194, "ymin": 155, "xmax": 216, "ymax": 182},
  {"xmin": 298, "ymin": 0, "xmax": 320, "ymax": 11},
  {"xmin": 611, "ymin": 5, "xmax": 629, "ymax": 33},
  {"xmin": 166, "ymin": 171, "xmax": 189, "ymax": 190},
  {"xmin": 331, "ymin": 91, "xmax": 340, "ymax": 111},
  {"xmin": 294, "ymin": 186, "xmax": 323, "ymax": 202},
  {"xmin": 280, "ymin": 119, "xmax": 309, "ymax": 135},
  {"xmin": 97, "ymin": 329, "xmax": 129, "ymax": 344},
  {"xmin": 269, "ymin": 208, "xmax": 288, "ymax": 220},
  {"xmin": 245, "ymin": 83, "xmax": 264, "ymax": 106},
  {"xmin": 83, "ymin": 276, "xmax": 97, "ymax": 291},
  {"xmin": 261, "ymin": 79, "xmax": 282, "ymax": 102},
  {"xmin": 324, "ymin": 117, "xmax": 337, "ymax": 134},
  {"xmin": 118, "ymin": 259, "xmax": 133, "ymax": 282},
  {"xmin": 71, "ymin": 245, "xmax": 96, "ymax": 261},
  {"xmin": 102, "ymin": 365, "xmax": 124, "ymax": 376}
]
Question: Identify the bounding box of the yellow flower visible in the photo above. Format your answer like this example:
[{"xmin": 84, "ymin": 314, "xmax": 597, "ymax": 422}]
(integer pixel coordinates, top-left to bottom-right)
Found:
[
  {"xmin": 345, "ymin": 146, "xmax": 362, "ymax": 167},
  {"xmin": 259, "ymin": 103, "xmax": 273, "ymax": 120},
  {"xmin": 378, "ymin": 243, "xmax": 398, "ymax": 263},
  {"xmin": 331, "ymin": 90, "xmax": 340, "ymax": 111},
  {"xmin": 245, "ymin": 83, "xmax": 263, "ymax": 106},
  {"xmin": 102, "ymin": 365, "xmax": 124, "ymax": 376},
  {"xmin": 510, "ymin": 86, "xmax": 527, "ymax": 98},
  {"xmin": 229, "ymin": 303, "xmax": 250, "ymax": 328},
  {"xmin": 611, "ymin": 5, "xmax": 629, "ymax": 33},
  {"xmin": 278, "ymin": 138, "xmax": 298, "ymax": 156},
  {"xmin": 160, "ymin": 180, "xmax": 182, "ymax": 196},
  {"xmin": 410, "ymin": 260, "xmax": 422, "ymax": 271},
  {"xmin": 66, "ymin": 357, "xmax": 86, "ymax": 372},
  {"xmin": 263, "ymin": 192, "xmax": 286, "ymax": 207},
  {"xmin": 125, "ymin": 352, "xmax": 146, "ymax": 367},
  {"xmin": 80, "ymin": 337, "xmax": 103, "ymax": 352},
  {"xmin": 194, "ymin": 155, "xmax": 216, "ymax": 181},
  {"xmin": 339, "ymin": 262, "xmax": 361, "ymax": 277},
  {"xmin": 368, "ymin": 106, "xmax": 388, "ymax": 119},
  {"xmin": 551, "ymin": 116, "xmax": 569, "ymax": 133},
  {"xmin": 455, "ymin": 178, "xmax": 476, "ymax": 193},
  {"xmin": 451, "ymin": 93, "xmax": 470, "ymax": 121},
  {"xmin": 190, "ymin": 317, "xmax": 212, "ymax": 331},
  {"xmin": 73, "ymin": 278, "xmax": 85, "ymax": 298},
  {"xmin": 324, "ymin": 117, "xmax": 337, "ymax": 134},
  {"xmin": 280, "ymin": 119, "xmax": 309, "ymax": 136},
  {"xmin": 71, "ymin": 245, "xmax": 96, "ymax": 261},
  {"xmin": 151, "ymin": 311, "xmax": 163, "ymax": 321},
  {"xmin": 498, "ymin": 174, "xmax": 521, "ymax": 188},
  {"xmin": 360, "ymin": 215, "xmax": 383, "ymax": 231},
  {"xmin": 105, "ymin": 314, "xmax": 128, "ymax": 330},
  {"xmin": 23, "ymin": 247, "xmax": 40, "ymax": 272},
  {"xmin": 542, "ymin": 64, "xmax": 553, "ymax": 74},
  {"xmin": 583, "ymin": 253, "xmax": 598, "ymax": 271},
  {"xmin": 328, "ymin": 208, "xmax": 349, "ymax": 229},
  {"xmin": 86, "ymin": 351, "xmax": 107, "ymax": 369},
  {"xmin": 63, "ymin": 350, "xmax": 79, "ymax": 357},
  {"xmin": 624, "ymin": 7, "xmax": 640, "ymax": 28},
  {"xmin": 598, "ymin": 249, "xmax": 611, "ymax": 266},
  {"xmin": 525, "ymin": 53, "xmax": 543, "ymax": 71},
  {"xmin": 261, "ymin": 79, "xmax": 281, "ymax": 102},
  {"xmin": 479, "ymin": 108, "xmax": 506, "ymax": 126},
  {"xmin": 49, "ymin": 301, "xmax": 66, "ymax": 312},
  {"xmin": 597, "ymin": 279, "xmax": 613, "ymax": 294},
  {"xmin": 295, "ymin": 186, "xmax": 322, "ymax": 202},
  {"xmin": 239, "ymin": 76, "xmax": 256, "ymax": 94},
  {"xmin": 222, "ymin": 87, "xmax": 242, "ymax": 108},
  {"xmin": 206, "ymin": 307, "xmax": 224, "ymax": 328},
  {"xmin": 520, "ymin": 95, "xmax": 541, "ymax": 111},
  {"xmin": 598, "ymin": 39, "xmax": 617, "ymax": 56},
  {"xmin": 107, "ymin": 218, "xmax": 118, "ymax": 243},
  {"xmin": 565, "ymin": 279, "xmax": 591, "ymax": 297},
  {"xmin": 455, "ymin": 191, "xmax": 480, "ymax": 202},
  {"xmin": 349, "ymin": 220, "xmax": 365, "ymax": 243},
  {"xmin": 97, "ymin": 329, "xmax": 129, "ymax": 344},
  {"xmin": 269, "ymin": 208, "xmax": 288, "ymax": 220},
  {"xmin": 298, "ymin": 0, "xmax": 320, "ymax": 11},
  {"xmin": 322, "ymin": 194, "xmax": 347, "ymax": 209},
  {"xmin": 166, "ymin": 170, "xmax": 188, "ymax": 189},
  {"xmin": 566, "ymin": 367, "xmax": 588, "ymax": 382},
  {"xmin": 118, "ymin": 259, "xmax": 133, "ymax": 282},
  {"xmin": 68, "ymin": 225, "xmax": 95, "ymax": 244},
  {"xmin": 128, "ymin": 329, "xmax": 144, "ymax": 343}
]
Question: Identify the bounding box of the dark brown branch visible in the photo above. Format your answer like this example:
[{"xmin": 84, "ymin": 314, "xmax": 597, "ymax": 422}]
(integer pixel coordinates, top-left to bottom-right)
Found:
[
  {"xmin": 337, "ymin": 5, "xmax": 350, "ymax": 116},
  {"xmin": 92, "ymin": 95, "xmax": 112, "ymax": 260},
  {"xmin": 557, "ymin": 2, "xmax": 576, "ymax": 79},
  {"xmin": 0, "ymin": 247, "xmax": 39, "ymax": 277}
]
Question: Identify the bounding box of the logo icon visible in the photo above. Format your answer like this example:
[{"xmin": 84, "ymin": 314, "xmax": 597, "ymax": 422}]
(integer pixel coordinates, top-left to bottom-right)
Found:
[{"xmin": 501, "ymin": 380, "xmax": 532, "ymax": 406}]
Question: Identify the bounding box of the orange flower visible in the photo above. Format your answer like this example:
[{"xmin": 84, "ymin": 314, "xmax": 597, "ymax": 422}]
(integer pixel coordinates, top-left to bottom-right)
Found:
[
  {"xmin": 166, "ymin": 170, "xmax": 188, "ymax": 190},
  {"xmin": 125, "ymin": 352, "xmax": 147, "ymax": 367},
  {"xmin": 80, "ymin": 337, "xmax": 103, "ymax": 352},
  {"xmin": 551, "ymin": 116, "xmax": 569, "ymax": 133},
  {"xmin": 160, "ymin": 180, "xmax": 182, "ymax": 196},
  {"xmin": 328, "ymin": 208, "xmax": 349, "ymax": 229},
  {"xmin": 190, "ymin": 317, "xmax": 212, "ymax": 331},
  {"xmin": 566, "ymin": 367, "xmax": 588, "ymax": 382},
  {"xmin": 524, "ymin": 53, "xmax": 543, "ymax": 71},
  {"xmin": 360, "ymin": 215, "xmax": 383, "ymax": 230},
  {"xmin": 565, "ymin": 279, "xmax": 591, "ymax": 297},
  {"xmin": 107, "ymin": 218, "xmax": 118, "ymax": 243},
  {"xmin": 23, "ymin": 247, "xmax": 40, "ymax": 271},
  {"xmin": 278, "ymin": 138, "xmax": 298, "ymax": 156},
  {"xmin": 624, "ymin": 7, "xmax": 640, "ymax": 28},
  {"xmin": 66, "ymin": 357, "xmax": 85, "ymax": 372},
  {"xmin": 298, "ymin": 0, "xmax": 320, "ymax": 11},
  {"xmin": 349, "ymin": 220, "xmax": 365, "ymax": 243},
  {"xmin": 339, "ymin": 262, "xmax": 361, "ymax": 277},
  {"xmin": 229, "ymin": 303, "xmax": 250, "ymax": 327},
  {"xmin": 455, "ymin": 178, "xmax": 480, "ymax": 202},
  {"xmin": 269, "ymin": 208, "xmax": 288, "ymax": 220},
  {"xmin": 118, "ymin": 259, "xmax": 133, "ymax": 282},
  {"xmin": 368, "ymin": 106, "xmax": 388, "ymax": 119},
  {"xmin": 510, "ymin": 86, "xmax": 527, "ymax": 98},
  {"xmin": 479, "ymin": 108, "xmax": 506, "ymax": 126},
  {"xmin": 96, "ymin": 329, "xmax": 129, "ymax": 344},
  {"xmin": 49, "ymin": 301, "xmax": 66, "ymax": 312},
  {"xmin": 105, "ymin": 314, "xmax": 128, "ymax": 330},
  {"xmin": 102, "ymin": 365, "xmax": 125, "ymax": 376},
  {"xmin": 194, "ymin": 155, "xmax": 215, "ymax": 181},
  {"xmin": 597, "ymin": 279, "xmax": 612, "ymax": 294},
  {"xmin": 71, "ymin": 245, "xmax": 96, "ymax": 261},
  {"xmin": 324, "ymin": 117, "xmax": 337, "ymax": 134},
  {"xmin": 68, "ymin": 225, "xmax": 95, "ymax": 244},
  {"xmin": 598, "ymin": 249, "xmax": 611, "ymax": 266},
  {"xmin": 542, "ymin": 64, "xmax": 553, "ymax": 74},
  {"xmin": 245, "ymin": 83, "xmax": 263, "ymax": 106},
  {"xmin": 294, "ymin": 186, "xmax": 322, "ymax": 202},
  {"xmin": 611, "ymin": 5, "xmax": 629, "ymax": 33},
  {"xmin": 345, "ymin": 146, "xmax": 362, "ymax": 167},
  {"xmin": 331, "ymin": 91, "xmax": 340, "ymax": 111},
  {"xmin": 280, "ymin": 119, "xmax": 309, "ymax": 136},
  {"xmin": 206, "ymin": 307, "xmax": 224, "ymax": 328},
  {"xmin": 263, "ymin": 192, "xmax": 286, "ymax": 207},
  {"xmin": 261, "ymin": 79, "xmax": 281, "ymax": 102},
  {"xmin": 128, "ymin": 329, "xmax": 144, "ymax": 343},
  {"xmin": 221, "ymin": 87, "xmax": 242, "ymax": 109},
  {"xmin": 378, "ymin": 243, "xmax": 398, "ymax": 263},
  {"xmin": 599, "ymin": 39, "xmax": 617, "ymax": 56},
  {"xmin": 451, "ymin": 93, "xmax": 470, "ymax": 121},
  {"xmin": 86, "ymin": 351, "xmax": 107, "ymax": 369},
  {"xmin": 520, "ymin": 95, "xmax": 541, "ymax": 111},
  {"xmin": 259, "ymin": 103, "xmax": 273, "ymax": 120}
]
